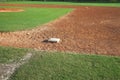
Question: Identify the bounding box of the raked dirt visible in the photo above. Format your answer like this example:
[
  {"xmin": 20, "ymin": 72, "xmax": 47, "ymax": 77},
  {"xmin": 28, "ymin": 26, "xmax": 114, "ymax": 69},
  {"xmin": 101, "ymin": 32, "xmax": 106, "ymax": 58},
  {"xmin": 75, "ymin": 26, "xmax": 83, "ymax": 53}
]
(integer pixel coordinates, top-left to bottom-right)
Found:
[{"xmin": 0, "ymin": 4, "xmax": 120, "ymax": 56}]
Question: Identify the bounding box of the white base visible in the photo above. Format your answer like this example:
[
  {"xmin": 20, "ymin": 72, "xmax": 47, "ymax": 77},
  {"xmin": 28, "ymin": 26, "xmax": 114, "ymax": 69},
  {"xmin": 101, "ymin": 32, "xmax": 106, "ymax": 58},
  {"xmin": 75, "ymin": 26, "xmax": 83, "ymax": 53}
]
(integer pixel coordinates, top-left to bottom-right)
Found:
[{"xmin": 48, "ymin": 38, "xmax": 60, "ymax": 43}]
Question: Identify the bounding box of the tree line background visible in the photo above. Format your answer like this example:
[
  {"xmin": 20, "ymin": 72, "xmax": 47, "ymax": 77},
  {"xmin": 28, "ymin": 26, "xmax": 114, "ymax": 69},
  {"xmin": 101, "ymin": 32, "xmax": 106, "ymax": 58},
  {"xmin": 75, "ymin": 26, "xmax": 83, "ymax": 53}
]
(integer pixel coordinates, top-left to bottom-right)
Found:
[{"xmin": 1, "ymin": 0, "xmax": 120, "ymax": 3}]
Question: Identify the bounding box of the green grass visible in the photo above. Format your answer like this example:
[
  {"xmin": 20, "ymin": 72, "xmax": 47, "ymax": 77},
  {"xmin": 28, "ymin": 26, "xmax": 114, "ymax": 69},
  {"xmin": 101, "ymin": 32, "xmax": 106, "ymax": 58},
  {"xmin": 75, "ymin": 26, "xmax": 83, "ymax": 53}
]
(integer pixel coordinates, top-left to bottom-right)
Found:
[
  {"xmin": 0, "ymin": 7, "xmax": 71, "ymax": 31},
  {"xmin": 1, "ymin": 1, "xmax": 120, "ymax": 7},
  {"xmin": 10, "ymin": 51, "xmax": 120, "ymax": 80},
  {"xmin": 0, "ymin": 1, "xmax": 120, "ymax": 79},
  {"xmin": 0, "ymin": 46, "xmax": 28, "ymax": 63},
  {"xmin": 0, "ymin": 1, "xmax": 119, "ymax": 32}
]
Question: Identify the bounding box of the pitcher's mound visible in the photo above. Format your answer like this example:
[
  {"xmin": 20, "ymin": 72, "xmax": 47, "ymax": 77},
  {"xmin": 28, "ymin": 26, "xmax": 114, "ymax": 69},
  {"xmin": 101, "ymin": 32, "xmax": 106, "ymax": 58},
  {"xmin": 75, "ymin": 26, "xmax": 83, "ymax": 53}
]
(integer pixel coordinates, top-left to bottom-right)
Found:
[{"xmin": 0, "ymin": 8, "xmax": 24, "ymax": 12}]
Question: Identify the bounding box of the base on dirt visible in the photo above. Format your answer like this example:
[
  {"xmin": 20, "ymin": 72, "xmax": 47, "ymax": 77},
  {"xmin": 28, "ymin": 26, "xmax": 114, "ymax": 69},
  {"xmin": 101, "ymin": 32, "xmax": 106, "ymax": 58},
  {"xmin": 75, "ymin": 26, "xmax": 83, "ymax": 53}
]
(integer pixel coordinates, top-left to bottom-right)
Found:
[{"xmin": 48, "ymin": 38, "xmax": 60, "ymax": 43}]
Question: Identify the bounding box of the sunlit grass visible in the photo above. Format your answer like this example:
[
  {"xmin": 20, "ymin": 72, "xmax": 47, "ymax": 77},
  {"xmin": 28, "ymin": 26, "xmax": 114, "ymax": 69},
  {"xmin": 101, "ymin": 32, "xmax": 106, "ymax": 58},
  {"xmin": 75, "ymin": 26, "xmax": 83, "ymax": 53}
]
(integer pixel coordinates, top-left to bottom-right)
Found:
[
  {"xmin": 0, "ymin": 7, "xmax": 71, "ymax": 31},
  {"xmin": 10, "ymin": 51, "xmax": 120, "ymax": 80},
  {"xmin": 0, "ymin": 46, "xmax": 28, "ymax": 63}
]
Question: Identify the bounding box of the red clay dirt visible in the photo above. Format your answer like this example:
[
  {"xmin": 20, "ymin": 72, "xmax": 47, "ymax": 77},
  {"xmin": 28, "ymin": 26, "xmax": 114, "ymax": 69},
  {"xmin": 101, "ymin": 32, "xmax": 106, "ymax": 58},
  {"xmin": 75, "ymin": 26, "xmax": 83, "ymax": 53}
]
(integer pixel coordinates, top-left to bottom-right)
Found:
[
  {"xmin": 0, "ymin": 8, "xmax": 24, "ymax": 12},
  {"xmin": 0, "ymin": 4, "xmax": 120, "ymax": 56}
]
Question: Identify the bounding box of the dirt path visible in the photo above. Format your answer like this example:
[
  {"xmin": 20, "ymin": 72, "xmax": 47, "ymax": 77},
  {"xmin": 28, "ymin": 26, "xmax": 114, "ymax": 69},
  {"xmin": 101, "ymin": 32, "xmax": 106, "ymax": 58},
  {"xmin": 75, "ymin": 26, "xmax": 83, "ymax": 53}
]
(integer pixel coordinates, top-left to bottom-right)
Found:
[
  {"xmin": 0, "ymin": 53, "xmax": 32, "ymax": 80},
  {"xmin": 0, "ymin": 8, "xmax": 24, "ymax": 12},
  {"xmin": 0, "ymin": 4, "xmax": 120, "ymax": 56}
]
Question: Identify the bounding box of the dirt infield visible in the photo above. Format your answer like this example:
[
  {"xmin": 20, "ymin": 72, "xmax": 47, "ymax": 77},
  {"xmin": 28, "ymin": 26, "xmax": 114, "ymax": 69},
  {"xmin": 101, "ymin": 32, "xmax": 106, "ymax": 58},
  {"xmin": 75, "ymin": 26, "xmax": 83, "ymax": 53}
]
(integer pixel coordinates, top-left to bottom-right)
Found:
[
  {"xmin": 0, "ymin": 4, "xmax": 120, "ymax": 56},
  {"xmin": 0, "ymin": 8, "xmax": 24, "ymax": 12}
]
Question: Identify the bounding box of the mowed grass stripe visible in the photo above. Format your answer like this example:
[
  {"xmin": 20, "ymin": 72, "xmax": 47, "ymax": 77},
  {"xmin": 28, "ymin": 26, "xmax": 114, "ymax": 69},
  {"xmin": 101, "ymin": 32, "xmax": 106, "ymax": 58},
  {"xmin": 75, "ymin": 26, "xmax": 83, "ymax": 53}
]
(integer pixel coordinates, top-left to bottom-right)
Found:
[
  {"xmin": 0, "ymin": 7, "xmax": 72, "ymax": 31},
  {"xmin": 10, "ymin": 51, "xmax": 120, "ymax": 80}
]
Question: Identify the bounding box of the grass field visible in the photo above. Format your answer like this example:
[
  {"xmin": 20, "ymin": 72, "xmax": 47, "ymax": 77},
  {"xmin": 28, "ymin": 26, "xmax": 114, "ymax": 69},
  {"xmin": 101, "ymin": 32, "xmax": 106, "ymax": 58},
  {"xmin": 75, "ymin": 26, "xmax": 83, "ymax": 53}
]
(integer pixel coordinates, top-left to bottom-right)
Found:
[
  {"xmin": 0, "ymin": 1, "xmax": 120, "ymax": 80},
  {"xmin": 0, "ymin": 7, "xmax": 71, "ymax": 31},
  {"xmin": 10, "ymin": 51, "xmax": 120, "ymax": 80},
  {"xmin": 0, "ymin": 46, "xmax": 119, "ymax": 80},
  {"xmin": 0, "ymin": 46, "xmax": 28, "ymax": 63},
  {"xmin": 1, "ymin": 1, "xmax": 120, "ymax": 7}
]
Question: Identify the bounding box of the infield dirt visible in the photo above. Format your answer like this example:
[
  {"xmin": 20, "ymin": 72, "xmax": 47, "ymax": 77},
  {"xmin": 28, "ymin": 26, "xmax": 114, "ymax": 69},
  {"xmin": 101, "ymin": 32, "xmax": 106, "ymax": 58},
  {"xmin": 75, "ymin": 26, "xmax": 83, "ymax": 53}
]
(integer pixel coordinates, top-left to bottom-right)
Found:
[
  {"xmin": 0, "ymin": 4, "xmax": 120, "ymax": 56},
  {"xmin": 0, "ymin": 8, "xmax": 24, "ymax": 12}
]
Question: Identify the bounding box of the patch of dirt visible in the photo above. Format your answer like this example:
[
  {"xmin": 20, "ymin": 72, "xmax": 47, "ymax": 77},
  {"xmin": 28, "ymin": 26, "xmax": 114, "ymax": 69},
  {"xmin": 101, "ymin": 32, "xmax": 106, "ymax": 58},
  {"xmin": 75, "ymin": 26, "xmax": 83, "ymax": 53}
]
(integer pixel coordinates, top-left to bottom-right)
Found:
[
  {"xmin": 0, "ymin": 53, "xmax": 32, "ymax": 80},
  {"xmin": 0, "ymin": 8, "xmax": 24, "ymax": 12},
  {"xmin": 0, "ymin": 4, "xmax": 120, "ymax": 56}
]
